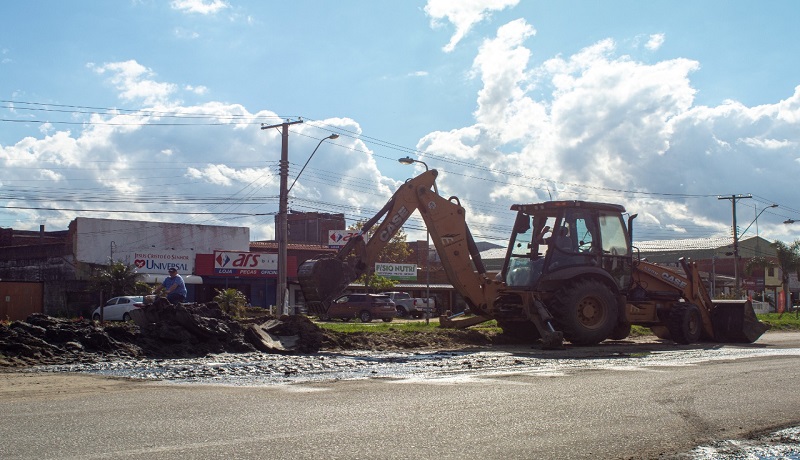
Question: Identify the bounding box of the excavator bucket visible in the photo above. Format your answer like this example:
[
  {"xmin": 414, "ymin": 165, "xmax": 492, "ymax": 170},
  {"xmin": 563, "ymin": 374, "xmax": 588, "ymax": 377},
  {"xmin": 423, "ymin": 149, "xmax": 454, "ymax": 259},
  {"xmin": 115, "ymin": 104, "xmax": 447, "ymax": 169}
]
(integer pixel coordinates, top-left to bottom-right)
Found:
[
  {"xmin": 297, "ymin": 256, "xmax": 355, "ymax": 316},
  {"xmin": 710, "ymin": 299, "xmax": 769, "ymax": 343}
]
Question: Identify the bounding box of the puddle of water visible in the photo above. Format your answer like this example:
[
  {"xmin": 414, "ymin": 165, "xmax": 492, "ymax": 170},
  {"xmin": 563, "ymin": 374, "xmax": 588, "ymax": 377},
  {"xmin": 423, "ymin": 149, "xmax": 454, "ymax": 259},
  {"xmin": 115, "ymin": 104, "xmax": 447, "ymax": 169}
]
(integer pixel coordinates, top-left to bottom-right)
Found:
[{"xmin": 687, "ymin": 426, "xmax": 800, "ymax": 459}]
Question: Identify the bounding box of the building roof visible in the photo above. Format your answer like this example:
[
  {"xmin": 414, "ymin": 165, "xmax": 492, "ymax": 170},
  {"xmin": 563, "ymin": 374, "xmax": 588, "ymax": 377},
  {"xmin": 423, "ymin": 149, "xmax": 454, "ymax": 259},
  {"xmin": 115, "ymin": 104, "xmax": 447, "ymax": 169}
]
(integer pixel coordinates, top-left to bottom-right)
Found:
[{"xmin": 250, "ymin": 241, "xmax": 335, "ymax": 251}]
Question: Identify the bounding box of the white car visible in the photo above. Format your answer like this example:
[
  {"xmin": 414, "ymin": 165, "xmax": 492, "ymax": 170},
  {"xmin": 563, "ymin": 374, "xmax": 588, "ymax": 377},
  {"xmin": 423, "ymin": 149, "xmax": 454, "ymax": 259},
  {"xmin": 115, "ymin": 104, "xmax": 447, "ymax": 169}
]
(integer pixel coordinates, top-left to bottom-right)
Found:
[{"xmin": 92, "ymin": 296, "xmax": 144, "ymax": 321}]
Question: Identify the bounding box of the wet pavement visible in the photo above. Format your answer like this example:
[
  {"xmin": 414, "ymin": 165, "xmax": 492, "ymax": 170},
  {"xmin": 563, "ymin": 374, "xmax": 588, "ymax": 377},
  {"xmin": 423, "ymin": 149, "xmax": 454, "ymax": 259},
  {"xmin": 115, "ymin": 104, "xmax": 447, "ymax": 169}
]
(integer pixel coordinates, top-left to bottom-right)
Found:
[
  {"xmin": 27, "ymin": 342, "xmax": 800, "ymax": 459},
  {"xmin": 29, "ymin": 343, "xmax": 800, "ymax": 387},
  {"xmin": 687, "ymin": 426, "xmax": 800, "ymax": 459}
]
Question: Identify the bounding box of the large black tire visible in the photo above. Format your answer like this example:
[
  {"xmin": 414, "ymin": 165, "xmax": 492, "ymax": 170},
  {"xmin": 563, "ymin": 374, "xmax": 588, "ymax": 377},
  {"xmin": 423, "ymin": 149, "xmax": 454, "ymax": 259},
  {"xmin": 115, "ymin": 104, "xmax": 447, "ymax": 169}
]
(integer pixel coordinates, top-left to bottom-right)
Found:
[
  {"xmin": 359, "ymin": 310, "xmax": 373, "ymax": 323},
  {"xmin": 551, "ymin": 279, "xmax": 619, "ymax": 346},
  {"xmin": 668, "ymin": 303, "xmax": 702, "ymax": 344},
  {"xmin": 396, "ymin": 307, "xmax": 409, "ymax": 318},
  {"xmin": 92, "ymin": 313, "xmax": 100, "ymax": 321},
  {"xmin": 382, "ymin": 317, "xmax": 393, "ymax": 323},
  {"xmin": 122, "ymin": 312, "xmax": 132, "ymax": 321}
]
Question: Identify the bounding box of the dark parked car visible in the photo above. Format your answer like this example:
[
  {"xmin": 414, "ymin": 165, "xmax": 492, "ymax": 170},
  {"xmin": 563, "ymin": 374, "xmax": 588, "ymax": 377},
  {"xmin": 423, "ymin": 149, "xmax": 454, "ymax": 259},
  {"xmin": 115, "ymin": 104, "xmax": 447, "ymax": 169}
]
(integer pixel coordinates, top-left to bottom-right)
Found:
[{"xmin": 324, "ymin": 294, "xmax": 396, "ymax": 323}]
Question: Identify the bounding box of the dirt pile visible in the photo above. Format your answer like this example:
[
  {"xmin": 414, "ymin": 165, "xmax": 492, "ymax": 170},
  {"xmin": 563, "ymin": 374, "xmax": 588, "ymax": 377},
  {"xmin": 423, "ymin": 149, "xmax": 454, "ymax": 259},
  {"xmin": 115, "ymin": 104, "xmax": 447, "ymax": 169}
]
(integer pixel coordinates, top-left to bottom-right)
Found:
[{"xmin": 0, "ymin": 300, "xmax": 324, "ymax": 368}]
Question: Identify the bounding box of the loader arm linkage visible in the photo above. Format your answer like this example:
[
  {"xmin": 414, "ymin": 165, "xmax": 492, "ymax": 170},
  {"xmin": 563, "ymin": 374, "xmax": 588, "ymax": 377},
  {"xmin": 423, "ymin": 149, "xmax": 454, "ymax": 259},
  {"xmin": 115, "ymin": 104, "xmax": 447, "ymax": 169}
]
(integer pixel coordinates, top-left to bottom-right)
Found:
[{"xmin": 632, "ymin": 258, "xmax": 768, "ymax": 342}]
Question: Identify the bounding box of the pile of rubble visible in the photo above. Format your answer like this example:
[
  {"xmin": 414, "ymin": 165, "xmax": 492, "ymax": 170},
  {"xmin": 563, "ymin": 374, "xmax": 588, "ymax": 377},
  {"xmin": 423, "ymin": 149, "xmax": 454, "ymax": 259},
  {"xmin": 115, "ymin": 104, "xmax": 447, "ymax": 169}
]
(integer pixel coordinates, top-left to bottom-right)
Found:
[{"xmin": 0, "ymin": 299, "xmax": 324, "ymax": 367}]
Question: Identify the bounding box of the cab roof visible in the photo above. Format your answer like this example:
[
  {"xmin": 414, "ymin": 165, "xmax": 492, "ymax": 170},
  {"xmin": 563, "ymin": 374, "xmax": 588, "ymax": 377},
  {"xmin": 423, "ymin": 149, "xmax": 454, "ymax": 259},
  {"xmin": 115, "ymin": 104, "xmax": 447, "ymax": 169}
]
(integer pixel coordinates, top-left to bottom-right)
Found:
[{"xmin": 511, "ymin": 201, "xmax": 626, "ymax": 214}]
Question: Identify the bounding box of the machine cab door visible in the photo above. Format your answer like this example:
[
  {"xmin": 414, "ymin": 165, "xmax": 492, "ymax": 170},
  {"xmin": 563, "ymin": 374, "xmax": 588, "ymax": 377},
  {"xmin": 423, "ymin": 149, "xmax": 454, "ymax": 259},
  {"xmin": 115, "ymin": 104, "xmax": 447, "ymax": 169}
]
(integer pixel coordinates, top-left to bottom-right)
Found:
[{"xmin": 597, "ymin": 211, "xmax": 632, "ymax": 291}]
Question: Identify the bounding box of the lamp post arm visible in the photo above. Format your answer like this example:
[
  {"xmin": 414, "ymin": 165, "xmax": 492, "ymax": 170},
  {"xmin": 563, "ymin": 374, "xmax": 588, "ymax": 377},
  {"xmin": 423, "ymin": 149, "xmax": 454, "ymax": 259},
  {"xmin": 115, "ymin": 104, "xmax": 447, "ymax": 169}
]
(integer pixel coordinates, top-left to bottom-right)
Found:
[
  {"xmin": 287, "ymin": 134, "xmax": 338, "ymax": 193},
  {"xmin": 740, "ymin": 204, "xmax": 778, "ymax": 238}
]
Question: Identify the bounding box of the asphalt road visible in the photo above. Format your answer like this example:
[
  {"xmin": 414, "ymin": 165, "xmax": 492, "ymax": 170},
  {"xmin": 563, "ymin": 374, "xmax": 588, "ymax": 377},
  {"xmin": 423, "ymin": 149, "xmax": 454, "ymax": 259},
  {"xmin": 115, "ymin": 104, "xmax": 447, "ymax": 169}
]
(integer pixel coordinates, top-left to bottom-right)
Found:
[{"xmin": 2, "ymin": 333, "xmax": 800, "ymax": 460}]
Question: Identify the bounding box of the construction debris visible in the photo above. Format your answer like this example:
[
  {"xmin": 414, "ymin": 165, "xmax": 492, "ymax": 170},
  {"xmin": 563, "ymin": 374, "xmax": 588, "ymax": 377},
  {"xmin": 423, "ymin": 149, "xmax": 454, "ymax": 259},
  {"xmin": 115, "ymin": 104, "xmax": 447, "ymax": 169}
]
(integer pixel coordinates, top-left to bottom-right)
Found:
[{"xmin": 0, "ymin": 299, "xmax": 323, "ymax": 367}]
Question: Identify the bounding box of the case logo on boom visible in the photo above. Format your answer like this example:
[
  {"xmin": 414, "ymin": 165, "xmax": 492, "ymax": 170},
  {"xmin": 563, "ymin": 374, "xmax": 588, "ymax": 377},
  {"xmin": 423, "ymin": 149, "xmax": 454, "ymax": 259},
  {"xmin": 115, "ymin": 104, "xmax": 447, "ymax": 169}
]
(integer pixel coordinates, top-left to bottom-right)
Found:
[
  {"xmin": 379, "ymin": 206, "xmax": 410, "ymax": 242},
  {"xmin": 640, "ymin": 265, "xmax": 687, "ymax": 289},
  {"xmin": 661, "ymin": 272, "xmax": 687, "ymax": 289}
]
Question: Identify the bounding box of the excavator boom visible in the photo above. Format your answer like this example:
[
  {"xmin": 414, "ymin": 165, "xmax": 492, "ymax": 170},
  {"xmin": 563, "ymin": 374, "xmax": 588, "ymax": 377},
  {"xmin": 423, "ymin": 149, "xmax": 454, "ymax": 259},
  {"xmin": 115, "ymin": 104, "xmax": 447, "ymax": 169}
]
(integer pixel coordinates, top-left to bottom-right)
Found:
[{"xmin": 298, "ymin": 169, "xmax": 494, "ymax": 316}]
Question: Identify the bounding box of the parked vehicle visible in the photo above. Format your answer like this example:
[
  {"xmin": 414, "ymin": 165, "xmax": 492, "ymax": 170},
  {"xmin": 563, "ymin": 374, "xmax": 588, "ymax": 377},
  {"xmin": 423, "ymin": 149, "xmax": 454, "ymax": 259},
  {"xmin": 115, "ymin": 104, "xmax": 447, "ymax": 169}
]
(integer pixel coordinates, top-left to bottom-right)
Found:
[
  {"xmin": 92, "ymin": 296, "xmax": 144, "ymax": 321},
  {"xmin": 383, "ymin": 291, "xmax": 434, "ymax": 318},
  {"xmin": 323, "ymin": 293, "xmax": 396, "ymax": 323}
]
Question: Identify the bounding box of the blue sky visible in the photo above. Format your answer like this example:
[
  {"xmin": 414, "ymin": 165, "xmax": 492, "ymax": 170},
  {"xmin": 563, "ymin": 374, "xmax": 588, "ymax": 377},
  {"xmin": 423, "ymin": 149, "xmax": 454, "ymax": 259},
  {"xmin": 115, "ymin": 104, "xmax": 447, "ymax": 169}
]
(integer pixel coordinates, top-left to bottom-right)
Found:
[{"xmin": 2, "ymin": 0, "xmax": 800, "ymax": 249}]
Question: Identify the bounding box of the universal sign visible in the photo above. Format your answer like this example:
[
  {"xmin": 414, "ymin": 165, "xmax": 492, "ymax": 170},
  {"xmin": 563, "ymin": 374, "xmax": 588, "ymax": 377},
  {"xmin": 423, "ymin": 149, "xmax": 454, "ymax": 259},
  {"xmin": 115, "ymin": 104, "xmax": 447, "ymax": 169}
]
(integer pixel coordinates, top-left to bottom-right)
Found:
[
  {"xmin": 375, "ymin": 263, "xmax": 417, "ymax": 281},
  {"xmin": 122, "ymin": 251, "xmax": 194, "ymax": 274},
  {"xmin": 213, "ymin": 251, "xmax": 277, "ymax": 277}
]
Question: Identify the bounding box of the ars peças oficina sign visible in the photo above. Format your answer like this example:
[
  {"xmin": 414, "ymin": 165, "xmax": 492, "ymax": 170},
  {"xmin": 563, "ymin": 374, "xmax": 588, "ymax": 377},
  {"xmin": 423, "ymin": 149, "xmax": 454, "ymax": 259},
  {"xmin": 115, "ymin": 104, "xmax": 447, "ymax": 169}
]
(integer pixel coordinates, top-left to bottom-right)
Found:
[{"xmin": 214, "ymin": 251, "xmax": 278, "ymax": 277}]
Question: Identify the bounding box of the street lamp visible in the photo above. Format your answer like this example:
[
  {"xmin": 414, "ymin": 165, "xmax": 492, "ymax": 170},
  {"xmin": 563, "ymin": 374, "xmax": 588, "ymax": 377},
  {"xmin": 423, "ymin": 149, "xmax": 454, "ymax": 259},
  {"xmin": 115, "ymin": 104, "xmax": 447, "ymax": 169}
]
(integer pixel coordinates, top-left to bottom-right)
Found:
[
  {"xmin": 398, "ymin": 156, "xmax": 437, "ymax": 193},
  {"xmin": 398, "ymin": 156, "xmax": 435, "ymax": 322},
  {"xmin": 735, "ymin": 204, "xmax": 778, "ymax": 296},
  {"xmin": 288, "ymin": 134, "xmax": 339, "ymax": 193},
  {"xmin": 739, "ymin": 204, "xmax": 778, "ymax": 238}
]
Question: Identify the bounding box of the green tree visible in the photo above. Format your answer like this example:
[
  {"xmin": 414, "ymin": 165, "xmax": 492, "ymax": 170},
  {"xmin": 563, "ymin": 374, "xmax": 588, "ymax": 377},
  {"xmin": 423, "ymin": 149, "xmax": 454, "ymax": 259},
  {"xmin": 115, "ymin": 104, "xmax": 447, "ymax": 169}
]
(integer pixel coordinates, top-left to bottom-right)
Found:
[
  {"xmin": 88, "ymin": 261, "xmax": 148, "ymax": 298},
  {"xmin": 773, "ymin": 240, "xmax": 800, "ymax": 316},
  {"xmin": 348, "ymin": 219, "xmax": 410, "ymax": 291},
  {"xmin": 748, "ymin": 241, "xmax": 800, "ymax": 316},
  {"xmin": 348, "ymin": 219, "xmax": 412, "ymax": 263},
  {"xmin": 359, "ymin": 273, "xmax": 398, "ymax": 292},
  {"xmin": 213, "ymin": 288, "xmax": 248, "ymax": 317}
]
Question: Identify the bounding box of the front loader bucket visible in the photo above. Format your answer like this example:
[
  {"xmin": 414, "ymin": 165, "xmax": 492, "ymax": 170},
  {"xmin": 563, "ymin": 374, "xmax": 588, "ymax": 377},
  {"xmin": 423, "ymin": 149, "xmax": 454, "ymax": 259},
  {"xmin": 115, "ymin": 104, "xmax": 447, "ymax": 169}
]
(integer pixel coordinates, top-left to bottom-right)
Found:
[
  {"xmin": 710, "ymin": 300, "xmax": 769, "ymax": 343},
  {"xmin": 297, "ymin": 256, "xmax": 355, "ymax": 316},
  {"xmin": 439, "ymin": 313, "xmax": 491, "ymax": 329}
]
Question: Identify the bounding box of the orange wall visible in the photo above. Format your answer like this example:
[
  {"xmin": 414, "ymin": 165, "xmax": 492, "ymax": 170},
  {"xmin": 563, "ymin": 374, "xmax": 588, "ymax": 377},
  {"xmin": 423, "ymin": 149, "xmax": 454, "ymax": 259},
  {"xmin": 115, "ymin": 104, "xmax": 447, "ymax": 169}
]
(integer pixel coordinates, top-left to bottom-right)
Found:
[{"xmin": 0, "ymin": 282, "xmax": 43, "ymax": 321}]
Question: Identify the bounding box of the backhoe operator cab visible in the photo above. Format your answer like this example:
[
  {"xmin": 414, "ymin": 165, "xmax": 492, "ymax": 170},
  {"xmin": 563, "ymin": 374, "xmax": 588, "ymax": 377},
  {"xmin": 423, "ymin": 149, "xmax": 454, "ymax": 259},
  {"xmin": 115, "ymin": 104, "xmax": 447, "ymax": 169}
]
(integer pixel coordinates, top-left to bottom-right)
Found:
[{"xmin": 503, "ymin": 201, "xmax": 632, "ymax": 294}]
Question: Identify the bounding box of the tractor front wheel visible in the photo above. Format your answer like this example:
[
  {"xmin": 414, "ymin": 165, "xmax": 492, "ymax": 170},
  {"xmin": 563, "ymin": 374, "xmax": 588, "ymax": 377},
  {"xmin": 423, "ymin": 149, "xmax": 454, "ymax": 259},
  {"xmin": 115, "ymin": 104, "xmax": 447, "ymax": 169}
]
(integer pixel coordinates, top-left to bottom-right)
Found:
[
  {"xmin": 668, "ymin": 303, "xmax": 702, "ymax": 344},
  {"xmin": 552, "ymin": 279, "xmax": 619, "ymax": 346}
]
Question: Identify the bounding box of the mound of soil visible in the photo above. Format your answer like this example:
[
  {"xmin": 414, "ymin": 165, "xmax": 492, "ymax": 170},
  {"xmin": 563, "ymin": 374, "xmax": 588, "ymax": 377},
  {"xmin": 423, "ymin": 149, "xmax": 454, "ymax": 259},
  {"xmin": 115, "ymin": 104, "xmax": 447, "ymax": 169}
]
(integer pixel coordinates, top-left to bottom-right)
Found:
[
  {"xmin": 0, "ymin": 300, "xmax": 325, "ymax": 368},
  {"xmin": 0, "ymin": 299, "xmax": 514, "ymax": 368}
]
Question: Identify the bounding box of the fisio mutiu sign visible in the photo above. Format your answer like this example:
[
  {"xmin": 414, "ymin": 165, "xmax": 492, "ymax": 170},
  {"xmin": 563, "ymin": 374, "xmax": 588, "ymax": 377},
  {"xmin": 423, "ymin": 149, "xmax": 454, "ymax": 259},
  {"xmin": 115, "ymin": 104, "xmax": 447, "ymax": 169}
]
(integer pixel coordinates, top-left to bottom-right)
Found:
[{"xmin": 374, "ymin": 263, "xmax": 417, "ymax": 281}]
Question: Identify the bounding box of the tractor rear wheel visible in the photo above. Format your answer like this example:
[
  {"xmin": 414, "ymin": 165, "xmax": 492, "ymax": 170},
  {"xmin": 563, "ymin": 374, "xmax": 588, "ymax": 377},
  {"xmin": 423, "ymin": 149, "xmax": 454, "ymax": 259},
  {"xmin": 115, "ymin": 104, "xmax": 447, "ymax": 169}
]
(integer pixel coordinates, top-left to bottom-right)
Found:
[
  {"xmin": 552, "ymin": 279, "xmax": 619, "ymax": 346},
  {"xmin": 668, "ymin": 303, "xmax": 702, "ymax": 344}
]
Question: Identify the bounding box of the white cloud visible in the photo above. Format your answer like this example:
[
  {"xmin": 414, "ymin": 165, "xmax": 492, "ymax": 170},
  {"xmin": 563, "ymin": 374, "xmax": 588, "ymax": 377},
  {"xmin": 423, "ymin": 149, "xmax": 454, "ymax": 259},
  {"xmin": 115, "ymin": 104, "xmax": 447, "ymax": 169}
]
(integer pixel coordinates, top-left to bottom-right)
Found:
[
  {"xmin": 418, "ymin": 18, "xmax": 800, "ymax": 243},
  {"xmin": 4, "ymin": 16, "xmax": 800, "ymax": 245},
  {"xmin": 424, "ymin": 0, "xmax": 520, "ymax": 52},
  {"xmin": 185, "ymin": 84, "xmax": 209, "ymax": 95},
  {"xmin": 645, "ymin": 33, "xmax": 665, "ymax": 51},
  {"xmin": 408, "ymin": 71, "xmax": 429, "ymax": 77},
  {"xmin": 171, "ymin": 0, "xmax": 229, "ymax": 15},
  {"xmin": 88, "ymin": 60, "xmax": 177, "ymax": 106},
  {"xmin": 174, "ymin": 27, "xmax": 201, "ymax": 39}
]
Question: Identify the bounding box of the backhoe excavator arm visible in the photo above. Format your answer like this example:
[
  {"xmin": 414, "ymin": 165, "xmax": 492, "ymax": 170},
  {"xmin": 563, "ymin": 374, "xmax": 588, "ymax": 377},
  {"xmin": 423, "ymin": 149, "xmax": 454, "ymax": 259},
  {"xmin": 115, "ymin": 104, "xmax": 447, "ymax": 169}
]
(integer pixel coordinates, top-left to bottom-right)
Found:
[{"xmin": 298, "ymin": 169, "xmax": 495, "ymax": 315}]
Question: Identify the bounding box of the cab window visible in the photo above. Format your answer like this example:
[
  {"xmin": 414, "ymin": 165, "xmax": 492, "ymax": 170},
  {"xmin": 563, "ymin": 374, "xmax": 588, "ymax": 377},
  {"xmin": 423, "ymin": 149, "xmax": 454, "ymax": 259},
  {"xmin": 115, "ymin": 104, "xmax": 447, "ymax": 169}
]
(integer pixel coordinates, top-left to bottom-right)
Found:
[{"xmin": 598, "ymin": 213, "xmax": 629, "ymax": 256}]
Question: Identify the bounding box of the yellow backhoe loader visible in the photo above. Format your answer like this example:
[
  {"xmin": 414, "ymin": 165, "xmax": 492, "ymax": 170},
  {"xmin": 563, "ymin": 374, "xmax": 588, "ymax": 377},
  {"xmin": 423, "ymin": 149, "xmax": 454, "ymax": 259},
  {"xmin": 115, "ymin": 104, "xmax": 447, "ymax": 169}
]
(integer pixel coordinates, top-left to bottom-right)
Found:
[{"xmin": 298, "ymin": 170, "xmax": 767, "ymax": 349}]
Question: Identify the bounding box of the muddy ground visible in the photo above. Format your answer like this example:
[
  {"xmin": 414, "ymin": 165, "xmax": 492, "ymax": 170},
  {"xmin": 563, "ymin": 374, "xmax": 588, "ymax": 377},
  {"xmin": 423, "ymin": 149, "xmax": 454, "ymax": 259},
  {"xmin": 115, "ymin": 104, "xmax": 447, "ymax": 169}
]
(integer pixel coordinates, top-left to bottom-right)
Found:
[{"xmin": 0, "ymin": 300, "xmax": 509, "ymax": 368}]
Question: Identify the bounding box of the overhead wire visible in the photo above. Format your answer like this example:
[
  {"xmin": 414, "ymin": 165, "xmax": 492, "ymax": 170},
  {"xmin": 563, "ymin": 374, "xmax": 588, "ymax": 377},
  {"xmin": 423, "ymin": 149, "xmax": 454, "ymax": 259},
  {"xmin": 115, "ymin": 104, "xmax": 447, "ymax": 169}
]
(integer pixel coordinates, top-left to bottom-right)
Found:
[{"xmin": 2, "ymin": 99, "xmax": 795, "ymax": 243}]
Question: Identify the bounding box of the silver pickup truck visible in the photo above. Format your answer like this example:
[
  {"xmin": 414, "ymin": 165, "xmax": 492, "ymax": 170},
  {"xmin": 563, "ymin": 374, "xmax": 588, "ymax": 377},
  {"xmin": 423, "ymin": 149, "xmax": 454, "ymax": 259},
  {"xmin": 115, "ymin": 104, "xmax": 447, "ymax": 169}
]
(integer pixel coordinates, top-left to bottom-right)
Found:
[{"xmin": 383, "ymin": 291, "xmax": 435, "ymax": 318}]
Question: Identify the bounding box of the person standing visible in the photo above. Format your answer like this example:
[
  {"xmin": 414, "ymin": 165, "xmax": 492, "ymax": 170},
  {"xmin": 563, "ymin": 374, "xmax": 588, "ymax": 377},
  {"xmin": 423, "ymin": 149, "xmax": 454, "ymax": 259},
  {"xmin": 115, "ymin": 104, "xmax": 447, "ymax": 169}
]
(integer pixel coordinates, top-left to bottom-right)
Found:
[{"xmin": 160, "ymin": 267, "xmax": 187, "ymax": 304}]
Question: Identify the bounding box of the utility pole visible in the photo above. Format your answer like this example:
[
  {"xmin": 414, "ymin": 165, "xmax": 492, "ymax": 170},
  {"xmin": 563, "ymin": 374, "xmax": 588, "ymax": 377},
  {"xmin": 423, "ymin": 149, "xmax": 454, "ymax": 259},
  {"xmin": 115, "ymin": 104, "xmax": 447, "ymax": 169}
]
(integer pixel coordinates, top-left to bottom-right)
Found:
[
  {"xmin": 262, "ymin": 119, "xmax": 303, "ymax": 315},
  {"xmin": 718, "ymin": 194, "xmax": 752, "ymax": 295}
]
